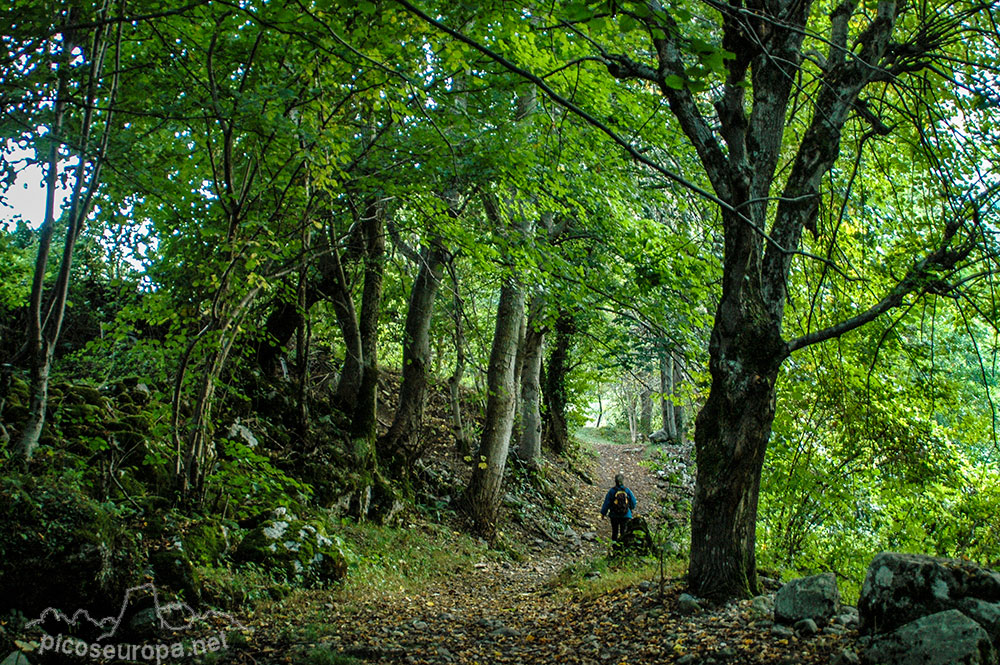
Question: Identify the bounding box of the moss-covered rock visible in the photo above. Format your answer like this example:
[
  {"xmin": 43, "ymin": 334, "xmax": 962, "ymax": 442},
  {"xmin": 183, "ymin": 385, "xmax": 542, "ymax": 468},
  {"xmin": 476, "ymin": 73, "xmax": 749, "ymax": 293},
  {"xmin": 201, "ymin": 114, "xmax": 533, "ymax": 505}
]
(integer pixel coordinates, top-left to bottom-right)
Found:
[
  {"xmin": 63, "ymin": 384, "xmax": 107, "ymax": 407},
  {"xmin": 148, "ymin": 548, "xmax": 200, "ymax": 602},
  {"xmin": 57, "ymin": 403, "xmax": 108, "ymax": 444},
  {"xmin": 122, "ymin": 413, "xmax": 153, "ymax": 433},
  {"xmin": 0, "ymin": 474, "xmax": 143, "ymax": 616},
  {"xmin": 182, "ymin": 519, "xmax": 231, "ymax": 566},
  {"xmin": 48, "ymin": 382, "xmax": 68, "ymax": 404},
  {"xmin": 129, "ymin": 384, "xmax": 152, "ymax": 406},
  {"xmin": 234, "ymin": 508, "xmax": 348, "ymax": 585}
]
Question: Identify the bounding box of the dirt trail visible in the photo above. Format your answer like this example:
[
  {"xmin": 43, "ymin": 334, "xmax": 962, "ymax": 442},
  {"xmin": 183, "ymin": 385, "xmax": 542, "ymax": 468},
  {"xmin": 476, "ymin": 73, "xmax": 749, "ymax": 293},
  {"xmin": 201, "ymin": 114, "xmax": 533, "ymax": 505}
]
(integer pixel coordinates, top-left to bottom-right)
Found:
[
  {"xmin": 285, "ymin": 442, "xmax": 669, "ymax": 664},
  {"xmin": 236, "ymin": 441, "xmax": 854, "ymax": 664},
  {"xmin": 587, "ymin": 443, "xmax": 662, "ymax": 521},
  {"xmin": 484, "ymin": 442, "xmax": 660, "ymax": 586}
]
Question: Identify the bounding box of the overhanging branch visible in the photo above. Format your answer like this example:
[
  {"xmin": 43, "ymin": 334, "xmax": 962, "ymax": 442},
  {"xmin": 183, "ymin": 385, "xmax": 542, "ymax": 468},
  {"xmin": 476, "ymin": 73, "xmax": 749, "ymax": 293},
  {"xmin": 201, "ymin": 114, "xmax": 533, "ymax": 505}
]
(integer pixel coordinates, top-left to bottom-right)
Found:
[
  {"xmin": 787, "ymin": 215, "xmax": 976, "ymax": 353},
  {"xmin": 390, "ymin": 0, "xmax": 735, "ymax": 216}
]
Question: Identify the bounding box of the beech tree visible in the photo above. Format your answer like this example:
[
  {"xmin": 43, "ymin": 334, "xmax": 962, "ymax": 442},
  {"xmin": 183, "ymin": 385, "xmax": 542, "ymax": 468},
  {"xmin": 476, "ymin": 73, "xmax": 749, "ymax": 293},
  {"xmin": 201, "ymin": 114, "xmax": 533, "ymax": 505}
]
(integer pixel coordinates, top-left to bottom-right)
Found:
[
  {"xmin": 464, "ymin": 191, "xmax": 529, "ymax": 539},
  {"xmin": 379, "ymin": 214, "xmax": 450, "ymax": 472},
  {"xmin": 595, "ymin": 0, "xmax": 997, "ymax": 601}
]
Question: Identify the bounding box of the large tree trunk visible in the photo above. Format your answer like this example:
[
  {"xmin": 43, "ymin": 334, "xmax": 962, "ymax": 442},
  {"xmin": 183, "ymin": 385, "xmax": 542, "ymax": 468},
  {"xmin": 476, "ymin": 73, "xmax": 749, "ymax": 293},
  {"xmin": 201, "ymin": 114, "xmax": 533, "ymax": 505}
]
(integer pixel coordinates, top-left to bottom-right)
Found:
[
  {"xmin": 464, "ymin": 281, "xmax": 525, "ymax": 540},
  {"xmin": 349, "ymin": 199, "xmax": 386, "ymax": 473},
  {"xmin": 688, "ymin": 291, "xmax": 786, "ymax": 600},
  {"xmin": 463, "ymin": 183, "xmax": 531, "ymax": 539},
  {"xmin": 516, "ymin": 300, "xmax": 545, "ymax": 466},
  {"xmin": 380, "ymin": 238, "xmax": 447, "ymax": 469},
  {"xmin": 543, "ymin": 309, "xmax": 573, "ymax": 455}
]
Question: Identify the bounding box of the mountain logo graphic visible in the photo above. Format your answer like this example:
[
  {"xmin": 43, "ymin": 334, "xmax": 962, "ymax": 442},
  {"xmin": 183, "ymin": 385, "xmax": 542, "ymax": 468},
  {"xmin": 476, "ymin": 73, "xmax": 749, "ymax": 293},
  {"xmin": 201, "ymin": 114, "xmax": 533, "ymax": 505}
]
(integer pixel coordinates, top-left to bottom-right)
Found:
[{"xmin": 27, "ymin": 583, "xmax": 244, "ymax": 641}]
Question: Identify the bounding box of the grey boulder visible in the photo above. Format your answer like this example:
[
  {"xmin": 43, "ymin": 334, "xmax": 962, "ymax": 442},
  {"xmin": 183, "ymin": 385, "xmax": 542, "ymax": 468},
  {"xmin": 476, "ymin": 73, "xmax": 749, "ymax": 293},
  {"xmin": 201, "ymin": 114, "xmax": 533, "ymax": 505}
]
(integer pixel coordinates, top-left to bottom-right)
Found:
[
  {"xmin": 774, "ymin": 572, "xmax": 840, "ymax": 626},
  {"xmin": 858, "ymin": 552, "xmax": 1000, "ymax": 635},
  {"xmin": 862, "ymin": 609, "xmax": 996, "ymax": 665}
]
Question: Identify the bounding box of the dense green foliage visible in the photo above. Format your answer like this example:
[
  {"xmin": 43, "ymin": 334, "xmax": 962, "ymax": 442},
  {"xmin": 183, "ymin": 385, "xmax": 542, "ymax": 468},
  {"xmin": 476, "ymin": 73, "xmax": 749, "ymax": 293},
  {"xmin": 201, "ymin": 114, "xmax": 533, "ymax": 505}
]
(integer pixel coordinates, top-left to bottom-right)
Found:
[{"xmin": 1, "ymin": 0, "xmax": 998, "ymax": 617}]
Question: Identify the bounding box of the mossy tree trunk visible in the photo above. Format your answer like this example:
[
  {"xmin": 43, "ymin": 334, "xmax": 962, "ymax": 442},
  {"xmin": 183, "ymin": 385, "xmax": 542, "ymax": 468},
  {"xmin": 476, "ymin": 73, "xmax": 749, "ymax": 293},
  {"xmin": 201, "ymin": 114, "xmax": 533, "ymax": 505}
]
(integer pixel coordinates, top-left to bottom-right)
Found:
[
  {"xmin": 349, "ymin": 197, "xmax": 387, "ymax": 475},
  {"xmin": 464, "ymin": 280, "xmax": 525, "ymax": 540},
  {"xmin": 465, "ymin": 190, "xmax": 530, "ymax": 540},
  {"xmin": 516, "ymin": 298, "xmax": 546, "ymax": 466},
  {"xmin": 380, "ymin": 236, "xmax": 447, "ymax": 471},
  {"xmin": 543, "ymin": 308, "xmax": 573, "ymax": 455},
  {"xmin": 688, "ymin": 285, "xmax": 786, "ymax": 599}
]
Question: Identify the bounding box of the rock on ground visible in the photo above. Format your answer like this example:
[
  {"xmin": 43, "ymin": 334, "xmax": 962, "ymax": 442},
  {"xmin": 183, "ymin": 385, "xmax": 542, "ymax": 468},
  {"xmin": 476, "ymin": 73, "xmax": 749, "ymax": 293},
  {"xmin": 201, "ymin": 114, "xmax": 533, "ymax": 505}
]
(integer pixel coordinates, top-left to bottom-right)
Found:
[
  {"xmin": 858, "ymin": 552, "xmax": 1000, "ymax": 636},
  {"xmin": 862, "ymin": 609, "xmax": 996, "ymax": 665},
  {"xmin": 960, "ymin": 598, "xmax": 1000, "ymax": 647},
  {"xmin": 774, "ymin": 573, "xmax": 840, "ymax": 626}
]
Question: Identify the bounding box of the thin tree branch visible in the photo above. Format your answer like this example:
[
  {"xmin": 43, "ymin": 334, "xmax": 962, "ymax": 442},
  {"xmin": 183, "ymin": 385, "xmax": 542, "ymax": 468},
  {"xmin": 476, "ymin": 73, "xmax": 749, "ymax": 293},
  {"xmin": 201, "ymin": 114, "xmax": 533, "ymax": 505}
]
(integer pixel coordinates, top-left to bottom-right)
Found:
[{"xmin": 390, "ymin": 0, "xmax": 735, "ymax": 216}]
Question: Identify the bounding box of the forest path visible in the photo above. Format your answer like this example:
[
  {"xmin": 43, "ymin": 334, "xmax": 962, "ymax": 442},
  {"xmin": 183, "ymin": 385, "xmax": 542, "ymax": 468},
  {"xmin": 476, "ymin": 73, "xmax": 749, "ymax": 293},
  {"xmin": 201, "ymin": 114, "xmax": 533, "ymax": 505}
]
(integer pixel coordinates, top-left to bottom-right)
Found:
[
  {"xmin": 240, "ymin": 441, "xmax": 673, "ymax": 664},
  {"xmin": 238, "ymin": 440, "xmax": 853, "ymax": 664},
  {"xmin": 319, "ymin": 441, "xmax": 663, "ymax": 664}
]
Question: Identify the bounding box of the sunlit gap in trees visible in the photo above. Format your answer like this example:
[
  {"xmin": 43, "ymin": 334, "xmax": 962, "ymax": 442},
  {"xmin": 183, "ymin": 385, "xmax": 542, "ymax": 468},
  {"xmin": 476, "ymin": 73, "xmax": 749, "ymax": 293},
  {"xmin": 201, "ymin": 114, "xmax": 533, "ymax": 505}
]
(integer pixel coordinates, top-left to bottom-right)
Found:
[
  {"xmin": 1, "ymin": 143, "xmax": 157, "ymax": 284},
  {"xmin": 1, "ymin": 141, "xmax": 73, "ymax": 232}
]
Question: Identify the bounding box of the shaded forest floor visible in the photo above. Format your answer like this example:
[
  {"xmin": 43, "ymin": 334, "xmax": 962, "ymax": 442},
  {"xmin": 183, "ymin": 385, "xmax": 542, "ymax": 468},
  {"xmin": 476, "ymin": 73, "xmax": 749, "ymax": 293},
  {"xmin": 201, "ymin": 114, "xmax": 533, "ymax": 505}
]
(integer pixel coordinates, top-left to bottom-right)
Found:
[{"xmin": 224, "ymin": 436, "xmax": 858, "ymax": 665}]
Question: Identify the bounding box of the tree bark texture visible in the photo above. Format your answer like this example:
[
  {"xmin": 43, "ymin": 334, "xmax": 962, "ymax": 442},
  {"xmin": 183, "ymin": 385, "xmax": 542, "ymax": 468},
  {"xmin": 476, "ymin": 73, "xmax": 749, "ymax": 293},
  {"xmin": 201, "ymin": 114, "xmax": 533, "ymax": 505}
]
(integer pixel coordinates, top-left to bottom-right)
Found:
[
  {"xmin": 349, "ymin": 198, "xmax": 387, "ymax": 474},
  {"xmin": 543, "ymin": 309, "xmax": 573, "ymax": 455},
  {"xmin": 380, "ymin": 238, "xmax": 447, "ymax": 470},
  {"xmin": 465, "ymin": 282, "xmax": 525, "ymax": 540},
  {"xmin": 688, "ymin": 295, "xmax": 786, "ymax": 599},
  {"xmin": 516, "ymin": 302, "xmax": 545, "ymax": 465}
]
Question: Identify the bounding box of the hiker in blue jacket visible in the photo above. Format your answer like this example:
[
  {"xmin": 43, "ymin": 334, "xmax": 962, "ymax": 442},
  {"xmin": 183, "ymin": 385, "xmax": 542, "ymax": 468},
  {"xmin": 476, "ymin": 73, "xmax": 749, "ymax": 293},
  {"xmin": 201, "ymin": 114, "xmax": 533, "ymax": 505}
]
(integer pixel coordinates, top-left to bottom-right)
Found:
[{"xmin": 600, "ymin": 473, "xmax": 637, "ymax": 543}]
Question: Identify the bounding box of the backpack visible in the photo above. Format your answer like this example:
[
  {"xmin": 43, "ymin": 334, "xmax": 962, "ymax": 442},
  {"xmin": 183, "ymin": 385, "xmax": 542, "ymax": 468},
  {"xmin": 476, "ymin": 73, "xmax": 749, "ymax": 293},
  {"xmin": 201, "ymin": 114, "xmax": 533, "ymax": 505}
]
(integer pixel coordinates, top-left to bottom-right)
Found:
[{"xmin": 611, "ymin": 488, "xmax": 629, "ymax": 516}]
